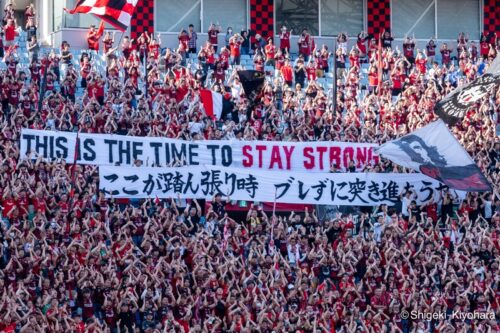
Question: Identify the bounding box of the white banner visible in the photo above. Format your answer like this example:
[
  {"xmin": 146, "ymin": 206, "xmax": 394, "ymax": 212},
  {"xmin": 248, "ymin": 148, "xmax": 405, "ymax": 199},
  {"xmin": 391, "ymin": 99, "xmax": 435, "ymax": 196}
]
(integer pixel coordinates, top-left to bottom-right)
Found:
[
  {"xmin": 20, "ymin": 129, "xmax": 379, "ymax": 172},
  {"xmin": 377, "ymin": 120, "xmax": 491, "ymax": 192},
  {"xmin": 99, "ymin": 165, "xmax": 449, "ymax": 206}
]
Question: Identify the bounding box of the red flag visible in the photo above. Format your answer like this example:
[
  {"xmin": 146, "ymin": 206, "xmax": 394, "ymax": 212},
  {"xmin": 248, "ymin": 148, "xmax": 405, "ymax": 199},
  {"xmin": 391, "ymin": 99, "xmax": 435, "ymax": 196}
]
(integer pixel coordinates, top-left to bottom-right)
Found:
[
  {"xmin": 65, "ymin": 0, "xmax": 138, "ymax": 31},
  {"xmin": 199, "ymin": 89, "xmax": 223, "ymax": 120},
  {"xmin": 96, "ymin": 20, "xmax": 105, "ymax": 38}
]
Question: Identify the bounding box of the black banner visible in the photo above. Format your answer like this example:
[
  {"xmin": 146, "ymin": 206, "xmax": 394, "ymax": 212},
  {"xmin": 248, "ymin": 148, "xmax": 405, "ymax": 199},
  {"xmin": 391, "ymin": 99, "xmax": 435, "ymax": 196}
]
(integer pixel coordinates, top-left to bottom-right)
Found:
[
  {"xmin": 237, "ymin": 70, "xmax": 265, "ymax": 98},
  {"xmin": 434, "ymin": 73, "xmax": 500, "ymax": 125}
]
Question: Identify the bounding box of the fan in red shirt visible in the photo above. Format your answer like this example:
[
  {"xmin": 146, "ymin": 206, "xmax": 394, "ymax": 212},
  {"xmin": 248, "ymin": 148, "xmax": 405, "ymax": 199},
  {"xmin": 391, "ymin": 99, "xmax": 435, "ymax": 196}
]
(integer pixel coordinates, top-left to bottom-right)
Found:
[
  {"xmin": 87, "ymin": 21, "xmax": 104, "ymax": 51},
  {"xmin": 415, "ymin": 51, "xmax": 427, "ymax": 74},
  {"xmin": 213, "ymin": 61, "xmax": 225, "ymax": 83},
  {"xmin": 306, "ymin": 60, "xmax": 317, "ymax": 81},
  {"xmin": 208, "ymin": 23, "xmax": 221, "ymax": 52},
  {"xmin": 102, "ymin": 31, "xmax": 114, "ymax": 54},
  {"xmin": 3, "ymin": 19, "xmax": 18, "ymax": 47},
  {"xmin": 229, "ymin": 33, "xmax": 243, "ymax": 65},
  {"xmin": 367, "ymin": 65, "xmax": 378, "ymax": 94},
  {"xmin": 149, "ymin": 33, "xmax": 162, "ymax": 59},
  {"xmin": 219, "ymin": 47, "xmax": 230, "ymax": 70},
  {"xmin": 426, "ymin": 38, "xmax": 436, "ymax": 64},
  {"xmin": 390, "ymin": 67, "xmax": 403, "ymax": 96},
  {"xmin": 264, "ymin": 38, "xmax": 276, "ymax": 67},
  {"xmin": 80, "ymin": 56, "xmax": 91, "ymax": 88},
  {"xmin": 1, "ymin": 191, "xmax": 17, "ymax": 218},
  {"xmin": 280, "ymin": 59, "xmax": 293, "ymax": 86},
  {"xmin": 178, "ymin": 30, "xmax": 190, "ymax": 56},
  {"xmin": 440, "ymin": 43, "xmax": 452, "ymax": 66},
  {"xmin": 480, "ymin": 34, "xmax": 490, "ymax": 59},
  {"xmin": 121, "ymin": 36, "xmax": 133, "ymax": 59},
  {"xmin": 349, "ymin": 48, "xmax": 360, "ymax": 69},
  {"xmin": 278, "ymin": 25, "xmax": 291, "ymax": 52},
  {"xmin": 274, "ymin": 49, "xmax": 285, "ymax": 72},
  {"xmin": 356, "ymin": 31, "xmax": 368, "ymax": 58},
  {"xmin": 402, "ymin": 36, "xmax": 416, "ymax": 64},
  {"xmin": 298, "ymin": 29, "xmax": 311, "ymax": 61}
]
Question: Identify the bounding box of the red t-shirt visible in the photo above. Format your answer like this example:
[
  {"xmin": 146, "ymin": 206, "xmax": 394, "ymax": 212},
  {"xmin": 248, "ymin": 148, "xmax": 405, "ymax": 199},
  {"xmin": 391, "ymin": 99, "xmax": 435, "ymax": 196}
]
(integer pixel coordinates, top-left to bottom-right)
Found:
[
  {"xmin": 87, "ymin": 32, "xmax": 99, "ymax": 50},
  {"xmin": 230, "ymin": 41, "xmax": 241, "ymax": 57},
  {"xmin": 480, "ymin": 41, "xmax": 489, "ymax": 56},
  {"xmin": 1, "ymin": 322, "xmax": 16, "ymax": 333},
  {"xmin": 80, "ymin": 63, "xmax": 91, "ymax": 79},
  {"xmin": 415, "ymin": 58, "xmax": 426, "ymax": 73},
  {"xmin": 391, "ymin": 73, "xmax": 402, "ymax": 89},
  {"xmin": 103, "ymin": 39, "xmax": 113, "ymax": 53},
  {"xmin": 441, "ymin": 49, "xmax": 451, "ymax": 64},
  {"xmin": 306, "ymin": 66, "xmax": 316, "ymax": 81},
  {"xmin": 368, "ymin": 72, "xmax": 378, "ymax": 87},
  {"xmin": 281, "ymin": 65, "xmax": 293, "ymax": 82},
  {"xmin": 280, "ymin": 32, "xmax": 290, "ymax": 50},
  {"xmin": 1, "ymin": 198, "xmax": 16, "ymax": 217},
  {"xmin": 178, "ymin": 35, "xmax": 189, "ymax": 51},
  {"xmin": 403, "ymin": 42, "xmax": 415, "ymax": 58},
  {"xmin": 426, "ymin": 44, "xmax": 436, "ymax": 56},
  {"xmin": 299, "ymin": 36, "xmax": 310, "ymax": 55},
  {"xmin": 219, "ymin": 50, "xmax": 230, "ymax": 66},
  {"xmin": 265, "ymin": 44, "xmax": 276, "ymax": 60},
  {"xmin": 208, "ymin": 29, "xmax": 219, "ymax": 45},
  {"xmin": 357, "ymin": 37, "xmax": 367, "ymax": 54},
  {"xmin": 254, "ymin": 58, "xmax": 264, "ymax": 72},
  {"xmin": 275, "ymin": 55, "xmax": 285, "ymax": 70},
  {"xmin": 426, "ymin": 203, "xmax": 438, "ymax": 222},
  {"xmin": 149, "ymin": 43, "xmax": 160, "ymax": 58},
  {"xmin": 4, "ymin": 25, "xmax": 16, "ymax": 41},
  {"xmin": 206, "ymin": 52, "xmax": 215, "ymax": 64}
]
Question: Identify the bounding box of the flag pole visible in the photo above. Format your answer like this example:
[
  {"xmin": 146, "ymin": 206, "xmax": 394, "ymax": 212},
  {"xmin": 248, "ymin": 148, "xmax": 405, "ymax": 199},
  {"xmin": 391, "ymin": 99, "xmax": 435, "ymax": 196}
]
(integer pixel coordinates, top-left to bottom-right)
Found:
[
  {"xmin": 70, "ymin": 127, "xmax": 80, "ymax": 198},
  {"xmin": 144, "ymin": 48, "xmax": 148, "ymax": 98},
  {"xmin": 269, "ymin": 188, "xmax": 277, "ymax": 249},
  {"xmin": 332, "ymin": 39, "xmax": 337, "ymax": 113},
  {"xmin": 377, "ymin": 29, "xmax": 384, "ymax": 95},
  {"xmin": 37, "ymin": 59, "xmax": 49, "ymax": 114},
  {"xmin": 117, "ymin": 30, "xmax": 126, "ymax": 48}
]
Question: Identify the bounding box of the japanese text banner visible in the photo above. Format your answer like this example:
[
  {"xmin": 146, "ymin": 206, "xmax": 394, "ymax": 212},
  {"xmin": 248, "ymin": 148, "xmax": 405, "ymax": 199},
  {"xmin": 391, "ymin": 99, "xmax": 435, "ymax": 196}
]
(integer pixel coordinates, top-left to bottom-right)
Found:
[
  {"xmin": 99, "ymin": 165, "xmax": 447, "ymax": 206},
  {"xmin": 20, "ymin": 129, "xmax": 378, "ymax": 172}
]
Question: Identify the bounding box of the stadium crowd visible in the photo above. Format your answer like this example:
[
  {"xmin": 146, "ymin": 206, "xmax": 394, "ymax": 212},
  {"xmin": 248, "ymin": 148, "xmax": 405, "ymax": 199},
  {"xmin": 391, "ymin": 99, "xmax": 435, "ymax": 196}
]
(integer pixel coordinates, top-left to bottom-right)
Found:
[{"xmin": 0, "ymin": 2, "xmax": 499, "ymax": 333}]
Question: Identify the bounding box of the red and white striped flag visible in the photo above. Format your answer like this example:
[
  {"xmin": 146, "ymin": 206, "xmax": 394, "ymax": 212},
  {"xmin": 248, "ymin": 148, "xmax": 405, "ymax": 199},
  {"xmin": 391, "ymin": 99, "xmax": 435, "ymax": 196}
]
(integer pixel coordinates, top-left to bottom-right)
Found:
[
  {"xmin": 65, "ymin": 0, "xmax": 138, "ymax": 31},
  {"xmin": 199, "ymin": 89, "xmax": 223, "ymax": 120}
]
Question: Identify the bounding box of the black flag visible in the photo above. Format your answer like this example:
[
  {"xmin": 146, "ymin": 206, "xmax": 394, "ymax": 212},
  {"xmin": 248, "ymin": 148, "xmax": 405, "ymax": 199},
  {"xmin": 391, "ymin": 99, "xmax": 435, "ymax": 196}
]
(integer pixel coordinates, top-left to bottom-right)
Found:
[
  {"xmin": 237, "ymin": 70, "xmax": 265, "ymax": 100},
  {"xmin": 435, "ymin": 56, "xmax": 499, "ymax": 125}
]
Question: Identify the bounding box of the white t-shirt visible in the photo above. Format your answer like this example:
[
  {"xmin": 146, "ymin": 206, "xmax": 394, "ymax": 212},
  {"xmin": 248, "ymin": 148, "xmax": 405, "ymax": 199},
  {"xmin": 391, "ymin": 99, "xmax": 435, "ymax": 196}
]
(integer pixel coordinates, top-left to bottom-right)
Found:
[
  {"xmin": 188, "ymin": 121, "xmax": 205, "ymax": 134},
  {"xmin": 483, "ymin": 200, "xmax": 492, "ymax": 219},
  {"xmin": 402, "ymin": 196, "xmax": 412, "ymax": 216},
  {"xmin": 231, "ymin": 84, "xmax": 242, "ymax": 101}
]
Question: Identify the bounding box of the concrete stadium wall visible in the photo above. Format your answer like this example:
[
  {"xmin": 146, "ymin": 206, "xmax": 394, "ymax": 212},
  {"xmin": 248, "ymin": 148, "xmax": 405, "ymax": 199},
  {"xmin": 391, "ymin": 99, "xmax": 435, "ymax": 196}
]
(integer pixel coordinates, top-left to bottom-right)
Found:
[{"xmin": 47, "ymin": 29, "xmax": 474, "ymax": 55}]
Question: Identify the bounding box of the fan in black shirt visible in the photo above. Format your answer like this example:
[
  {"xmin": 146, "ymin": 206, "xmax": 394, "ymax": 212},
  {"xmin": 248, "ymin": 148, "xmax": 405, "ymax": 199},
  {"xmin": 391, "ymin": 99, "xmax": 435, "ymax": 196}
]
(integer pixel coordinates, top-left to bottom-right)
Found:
[
  {"xmin": 382, "ymin": 30, "xmax": 394, "ymax": 48},
  {"xmin": 117, "ymin": 299, "xmax": 138, "ymax": 332},
  {"xmin": 184, "ymin": 199, "xmax": 202, "ymax": 235},
  {"xmin": 326, "ymin": 220, "xmax": 342, "ymax": 243},
  {"xmin": 211, "ymin": 193, "xmax": 229, "ymax": 218}
]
